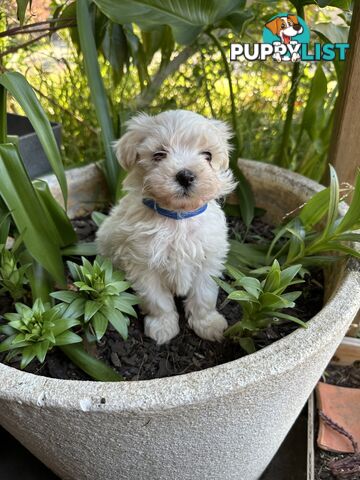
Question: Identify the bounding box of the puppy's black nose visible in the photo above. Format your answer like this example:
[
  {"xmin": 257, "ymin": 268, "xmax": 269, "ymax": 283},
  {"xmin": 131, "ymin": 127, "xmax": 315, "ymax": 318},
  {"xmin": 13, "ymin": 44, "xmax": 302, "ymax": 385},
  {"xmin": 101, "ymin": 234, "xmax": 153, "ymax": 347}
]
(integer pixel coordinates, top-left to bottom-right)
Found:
[
  {"xmin": 293, "ymin": 23, "xmax": 302, "ymax": 31},
  {"xmin": 176, "ymin": 169, "xmax": 196, "ymax": 189}
]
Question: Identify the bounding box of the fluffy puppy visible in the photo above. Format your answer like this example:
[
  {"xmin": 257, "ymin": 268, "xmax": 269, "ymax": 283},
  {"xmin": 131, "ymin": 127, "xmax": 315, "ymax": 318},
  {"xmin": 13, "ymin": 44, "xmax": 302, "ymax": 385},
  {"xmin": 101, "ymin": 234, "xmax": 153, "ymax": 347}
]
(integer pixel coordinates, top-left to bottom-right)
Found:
[{"xmin": 96, "ymin": 110, "xmax": 236, "ymax": 344}]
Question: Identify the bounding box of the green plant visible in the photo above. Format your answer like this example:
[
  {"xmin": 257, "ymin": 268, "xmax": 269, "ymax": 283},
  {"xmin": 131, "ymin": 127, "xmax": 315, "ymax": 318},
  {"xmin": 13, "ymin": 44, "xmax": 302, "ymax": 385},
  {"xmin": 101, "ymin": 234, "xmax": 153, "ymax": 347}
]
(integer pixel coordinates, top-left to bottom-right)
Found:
[
  {"xmin": 220, "ymin": 165, "xmax": 360, "ymax": 351},
  {"xmin": 0, "ymin": 298, "xmax": 82, "ymax": 368},
  {"xmin": 229, "ymin": 167, "xmax": 360, "ymax": 274},
  {"xmin": 51, "ymin": 256, "xmax": 139, "ymax": 342},
  {"xmin": 0, "ymin": 72, "xmax": 115, "ymax": 380},
  {"xmin": 215, "ymin": 261, "xmax": 306, "ymax": 353},
  {"xmin": 0, "ymin": 236, "xmax": 30, "ymax": 301}
]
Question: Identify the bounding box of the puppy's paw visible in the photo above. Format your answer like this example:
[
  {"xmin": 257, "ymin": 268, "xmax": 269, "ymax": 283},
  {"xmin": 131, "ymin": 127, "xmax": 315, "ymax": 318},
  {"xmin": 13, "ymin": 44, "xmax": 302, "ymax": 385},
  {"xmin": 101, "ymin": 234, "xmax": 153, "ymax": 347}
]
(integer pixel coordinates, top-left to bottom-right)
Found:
[
  {"xmin": 144, "ymin": 313, "xmax": 179, "ymax": 345},
  {"xmin": 189, "ymin": 311, "xmax": 228, "ymax": 342}
]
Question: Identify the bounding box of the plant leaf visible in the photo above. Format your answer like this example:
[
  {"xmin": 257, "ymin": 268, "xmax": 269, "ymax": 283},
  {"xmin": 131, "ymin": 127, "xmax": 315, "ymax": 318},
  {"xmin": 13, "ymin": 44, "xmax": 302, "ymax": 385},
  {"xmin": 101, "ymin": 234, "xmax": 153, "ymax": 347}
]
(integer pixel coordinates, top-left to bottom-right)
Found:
[
  {"xmin": 92, "ymin": 311, "xmax": 109, "ymax": 341},
  {"xmin": 91, "ymin": 211, "xmax": 107, "ymax": 227},
  {"xmin": 0, "ymin": 144, "xmax": 65, "ymax": 285},
  {"xmin": 85, "ymin": 300, "xmax": 102, "ymax": 322},
  {"xmin": 76, "ymin": 0, "xmax": 121, "ymax": 200},
  {"xmin": 61, "ymin": 242, "xmax": 98, "ymax": 256},
  {"xmin": 104, "ymin": 307, "xmax": 128, "ymax": 339},
  {"xmin": 55, "ymin": 331, "xmax": 82, "ymax": 346},
  {"xmin": 50, "ymin": 290, "xmax": 79, "ymax": 303},
  {"xmin": 93, "ymin": 0, "xmax": 244, "ymax": 44},
  {"xmin": 335, "ymin": 169, "xmax": 360, "ymax": 234},
  {"xmin": 60, "ymin": 344, "xmax": 123, "ymax": 381},
  {"xmin": 16, "ymin": 0, "xmax": 32, "ymax": 25},
  {"xmin": 33, "ymin": 180, "xmax": 76, "ymax": 247},
  {"xmin": 0, "ymin": 72, "xmax": 67, "ymax": 204}
]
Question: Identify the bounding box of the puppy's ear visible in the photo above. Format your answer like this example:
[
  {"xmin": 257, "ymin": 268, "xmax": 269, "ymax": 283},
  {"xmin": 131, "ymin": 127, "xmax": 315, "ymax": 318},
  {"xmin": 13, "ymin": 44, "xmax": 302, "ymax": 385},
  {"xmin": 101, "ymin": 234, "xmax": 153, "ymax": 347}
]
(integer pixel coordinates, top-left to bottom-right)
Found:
[
  {"xmin": 114, "ymin": 113, "xmax": 150, "ymax": 171},
  {"xmin": 210, "ymin": 119, "xmax": 233, "ymax": 169},
  {"xmin": 265, "ymin": 17, "xmax": 281, "ymax": 36},
  {"xmin": 288, "ymin": 14, "xmax": 299, "ymax": 25}
]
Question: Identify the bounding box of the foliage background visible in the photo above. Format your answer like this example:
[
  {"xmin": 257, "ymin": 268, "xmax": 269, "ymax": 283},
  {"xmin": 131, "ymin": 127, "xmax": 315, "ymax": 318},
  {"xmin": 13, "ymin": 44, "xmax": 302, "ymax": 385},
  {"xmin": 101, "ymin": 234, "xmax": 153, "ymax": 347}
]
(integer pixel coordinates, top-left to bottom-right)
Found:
[{"xmin": 0, "ymin": 0, "xmax": 351, "ymax": 182}]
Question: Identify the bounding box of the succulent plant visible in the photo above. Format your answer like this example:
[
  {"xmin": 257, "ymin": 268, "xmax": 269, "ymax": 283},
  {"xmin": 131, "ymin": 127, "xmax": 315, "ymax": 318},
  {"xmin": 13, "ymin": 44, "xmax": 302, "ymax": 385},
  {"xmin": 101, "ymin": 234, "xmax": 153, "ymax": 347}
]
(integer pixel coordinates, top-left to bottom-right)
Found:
[
  {"xmin": 215, "ymin": 260, "xmax": 306, "ymax": 353},
  {"xmin": 0, "ymin": 239, "xmax": 30, "ymax": 301},
  {"xmin": 51, "ymin": 256, "xmax": 138, "ymax": 342},
  {"xmin": 0, "ymin": 298, "xmax": 82, "ymax": 368}
]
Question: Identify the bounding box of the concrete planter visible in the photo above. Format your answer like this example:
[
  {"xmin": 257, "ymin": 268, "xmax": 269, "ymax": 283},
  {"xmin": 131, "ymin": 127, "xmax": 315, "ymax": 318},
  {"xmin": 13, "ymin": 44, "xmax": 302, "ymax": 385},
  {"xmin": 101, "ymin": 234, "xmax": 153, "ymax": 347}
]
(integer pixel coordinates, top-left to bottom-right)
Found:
[{"xmin": 0, "ymin": 160, "xmax": 359, "ymax": 480}]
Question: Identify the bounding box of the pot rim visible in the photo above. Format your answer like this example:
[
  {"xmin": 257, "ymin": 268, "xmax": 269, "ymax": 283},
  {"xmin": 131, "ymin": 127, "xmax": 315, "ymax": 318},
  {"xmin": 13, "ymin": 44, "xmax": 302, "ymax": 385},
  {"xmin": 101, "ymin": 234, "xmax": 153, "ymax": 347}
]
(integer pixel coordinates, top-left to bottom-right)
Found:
[{"xmin": 1, "ymin": 160, "xmax": 359, "ymax": 413}]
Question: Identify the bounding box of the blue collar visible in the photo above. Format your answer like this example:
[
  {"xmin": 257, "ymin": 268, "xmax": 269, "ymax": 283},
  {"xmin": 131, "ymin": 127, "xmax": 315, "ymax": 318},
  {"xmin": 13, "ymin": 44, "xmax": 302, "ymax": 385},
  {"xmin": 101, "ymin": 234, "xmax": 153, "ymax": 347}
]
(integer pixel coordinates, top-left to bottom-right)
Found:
[{"xmin": 142, "ymin": 198, "xmax": 208, "ymax": 220}]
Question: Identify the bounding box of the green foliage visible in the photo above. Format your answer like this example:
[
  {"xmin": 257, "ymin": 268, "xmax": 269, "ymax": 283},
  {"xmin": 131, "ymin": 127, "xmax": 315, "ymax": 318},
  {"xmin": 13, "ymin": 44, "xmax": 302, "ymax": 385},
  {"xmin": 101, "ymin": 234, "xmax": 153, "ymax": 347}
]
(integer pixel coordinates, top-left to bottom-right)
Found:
[
  {"xmin": 222, "ymin": 166, "xmax": 360, "ymax": 350},
  {"xmin": 60, "ymin": 343, "xmax": 123, "ymax": 381},
  {"xmin": 0, "ymin": 236, "xmax": 30, "ymax": 301},
  {"xmin": 76, "ymin": 0, "xmax": 120, "ymax": 200},
  {"xmin": 0, "ymin": 143, "xmax": 66, "ymax": 288},
  {"xmin": 215, "ymin": 261, "xmax": 306, "ymax": 353},
  {"xmin": 0, "ymin": 298, "xmax": 82, "ymax": 368},
  {"xmin": 15, "ymin": 0, "xmax": 32, "ymax": 26},
  {"xmin": 93, "ymin": 0, "xmax": 247, "ymax": 44},
  {"xmin": 51, "ymin": 256, "xmax": 139, "ymax": 342},
  {"xmin": 230, "ymin": 167, "xmax": 360, "ymax": 274},
  {"xmin": 0, "ymin": 72, "xmax": 68, "ymax": 204},
  {"xmin": 271, "ymin": 167, "xmax": 360, "ymax": 267},
  {"xmin": 5, "ymin": 1, "xmax": 350, "ymax": 186}
]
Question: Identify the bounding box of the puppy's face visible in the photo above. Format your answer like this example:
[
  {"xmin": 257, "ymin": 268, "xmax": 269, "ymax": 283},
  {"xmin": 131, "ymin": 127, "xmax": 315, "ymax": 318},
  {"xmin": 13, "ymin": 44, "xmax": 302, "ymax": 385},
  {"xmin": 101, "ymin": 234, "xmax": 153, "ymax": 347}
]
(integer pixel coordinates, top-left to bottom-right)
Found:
[
  {"xmin": 265, "ymin": 15, "xmax": 303, "ymax": 43},
  {"xmin": 115, "ymin": 110, "xmax": 236, "ymax": 211}
]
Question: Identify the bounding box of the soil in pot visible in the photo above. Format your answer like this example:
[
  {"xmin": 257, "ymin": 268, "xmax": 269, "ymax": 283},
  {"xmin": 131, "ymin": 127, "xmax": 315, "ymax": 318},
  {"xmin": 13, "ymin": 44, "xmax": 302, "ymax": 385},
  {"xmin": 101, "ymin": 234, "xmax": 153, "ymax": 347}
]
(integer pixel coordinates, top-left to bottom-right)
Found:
[
  {"xmin": 315, "ymin": 362, "xmax": 360, "ymax": 480},
  {"xmin": 0, "ymin": 214, "xmax": 324, "ymax": 381}
]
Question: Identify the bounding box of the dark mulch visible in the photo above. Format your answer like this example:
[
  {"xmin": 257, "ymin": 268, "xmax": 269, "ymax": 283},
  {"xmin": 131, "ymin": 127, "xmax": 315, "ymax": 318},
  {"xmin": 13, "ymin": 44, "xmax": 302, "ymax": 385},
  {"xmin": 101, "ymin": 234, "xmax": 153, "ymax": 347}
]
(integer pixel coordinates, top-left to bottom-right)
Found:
[
  {"xmin": 315, "ymin": 362, "xmax": 360, "ymax": 480},
  {"xmin": 0, "ymin": 214, "xmax": 324, "ymax": 381}
]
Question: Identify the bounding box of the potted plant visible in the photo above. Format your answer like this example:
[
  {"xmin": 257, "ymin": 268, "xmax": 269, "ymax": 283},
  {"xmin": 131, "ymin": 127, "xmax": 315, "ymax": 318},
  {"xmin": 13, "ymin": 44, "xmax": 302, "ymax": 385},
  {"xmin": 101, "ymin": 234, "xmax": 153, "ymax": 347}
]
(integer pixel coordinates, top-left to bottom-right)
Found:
[
  {"xmin": 0, "ymin": 2, "xmax": 358, "ymax": 478},
  {"xmin": 0, "ymin": 139, "xmax": 359, "ymax": 479}
]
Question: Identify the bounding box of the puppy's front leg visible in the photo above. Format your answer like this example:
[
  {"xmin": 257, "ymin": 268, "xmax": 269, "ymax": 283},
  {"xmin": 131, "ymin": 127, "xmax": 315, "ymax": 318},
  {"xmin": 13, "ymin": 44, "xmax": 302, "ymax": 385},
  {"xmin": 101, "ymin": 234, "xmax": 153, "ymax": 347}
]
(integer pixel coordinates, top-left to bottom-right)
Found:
[
  {"xmin": 133, "ymin": 274, "xmax": 179, "ymax": 345},
  {"xmin": 185, "ymin": 271, "xmax": 228, "ymax": 341}
]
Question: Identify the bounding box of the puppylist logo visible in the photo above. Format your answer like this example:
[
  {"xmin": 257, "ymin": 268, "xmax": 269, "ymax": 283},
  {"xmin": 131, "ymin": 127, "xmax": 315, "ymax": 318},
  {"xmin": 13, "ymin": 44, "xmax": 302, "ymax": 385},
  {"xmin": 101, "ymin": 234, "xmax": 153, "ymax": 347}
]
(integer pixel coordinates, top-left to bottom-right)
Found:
[{"xmin": 230, "ymin": 13, "xmax": 349, "ymax": 63}]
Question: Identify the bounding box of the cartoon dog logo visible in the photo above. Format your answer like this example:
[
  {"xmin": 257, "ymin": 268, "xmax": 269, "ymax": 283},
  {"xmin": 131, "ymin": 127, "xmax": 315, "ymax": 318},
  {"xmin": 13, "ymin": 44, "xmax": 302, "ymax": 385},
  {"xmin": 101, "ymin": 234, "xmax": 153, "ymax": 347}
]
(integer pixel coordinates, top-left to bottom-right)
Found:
[{"xmin": 265, "ymin": 15, "xmax": 304, "ymax": 62}]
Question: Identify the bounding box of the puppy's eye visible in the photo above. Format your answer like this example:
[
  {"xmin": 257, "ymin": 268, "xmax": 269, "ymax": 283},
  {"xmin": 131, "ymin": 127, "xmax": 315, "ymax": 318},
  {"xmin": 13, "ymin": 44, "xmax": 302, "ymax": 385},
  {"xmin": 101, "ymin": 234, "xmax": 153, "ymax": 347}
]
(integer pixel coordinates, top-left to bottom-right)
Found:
[
  {"xmin": 281, "ymin": 23, "xmax": 285, "ymax": 28},
  {"xmin": 152, "ymin": 151, "xmax": 167, "ymax": 162},
  {"xmin": 201, "ymin": 151, "xmax": 212, "ymax": 163}
]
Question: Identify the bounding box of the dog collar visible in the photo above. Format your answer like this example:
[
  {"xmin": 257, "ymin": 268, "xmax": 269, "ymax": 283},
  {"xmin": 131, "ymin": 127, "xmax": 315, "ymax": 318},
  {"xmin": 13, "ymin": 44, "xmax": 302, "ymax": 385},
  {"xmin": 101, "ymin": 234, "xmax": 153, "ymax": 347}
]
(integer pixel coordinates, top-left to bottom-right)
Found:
[{"xmin": 142, "ymin": 198, "xmax": 208, "ymax": 220}]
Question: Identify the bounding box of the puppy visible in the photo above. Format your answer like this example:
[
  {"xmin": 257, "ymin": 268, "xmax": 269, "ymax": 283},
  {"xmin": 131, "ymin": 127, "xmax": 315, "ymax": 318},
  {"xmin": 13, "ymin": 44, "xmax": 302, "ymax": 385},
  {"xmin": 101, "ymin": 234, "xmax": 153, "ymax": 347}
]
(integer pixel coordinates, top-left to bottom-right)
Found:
[
  {"xmin": 265, "ymin": 15, "xmax": 303, "ymax": 62},
  {"xmin": 96, "ymin": 110, "xmax": 236, "ymax": 345}
]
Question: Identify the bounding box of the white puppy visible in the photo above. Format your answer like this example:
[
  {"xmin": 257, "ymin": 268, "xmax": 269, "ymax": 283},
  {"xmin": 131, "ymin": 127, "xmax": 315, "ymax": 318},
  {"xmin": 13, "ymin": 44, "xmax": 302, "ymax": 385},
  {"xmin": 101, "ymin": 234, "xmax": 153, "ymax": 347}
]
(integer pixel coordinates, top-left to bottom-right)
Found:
[{"xmin": 96, "ymin": 110, "xmax": 236, "ymax": 344}]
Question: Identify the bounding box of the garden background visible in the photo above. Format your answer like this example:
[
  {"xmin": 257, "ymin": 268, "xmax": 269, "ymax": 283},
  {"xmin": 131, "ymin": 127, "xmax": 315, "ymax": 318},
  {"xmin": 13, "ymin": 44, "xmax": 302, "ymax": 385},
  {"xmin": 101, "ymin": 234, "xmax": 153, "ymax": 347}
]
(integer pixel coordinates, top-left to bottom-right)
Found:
[{"xmin": 0, "ymin": 0, "xmax": 351, "ymax": 185}]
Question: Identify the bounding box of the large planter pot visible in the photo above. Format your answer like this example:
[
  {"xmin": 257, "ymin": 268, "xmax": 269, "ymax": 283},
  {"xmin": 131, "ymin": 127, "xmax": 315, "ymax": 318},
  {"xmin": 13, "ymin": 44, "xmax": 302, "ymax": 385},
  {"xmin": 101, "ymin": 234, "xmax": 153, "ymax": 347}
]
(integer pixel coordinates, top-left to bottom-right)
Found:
[
  {"xmin": 7, "ymin": 113, "xmax": 61, "ymax": 178},
  {"xmin": 0, "ymin": 160, "xmax": 359, "ymax": 480}
]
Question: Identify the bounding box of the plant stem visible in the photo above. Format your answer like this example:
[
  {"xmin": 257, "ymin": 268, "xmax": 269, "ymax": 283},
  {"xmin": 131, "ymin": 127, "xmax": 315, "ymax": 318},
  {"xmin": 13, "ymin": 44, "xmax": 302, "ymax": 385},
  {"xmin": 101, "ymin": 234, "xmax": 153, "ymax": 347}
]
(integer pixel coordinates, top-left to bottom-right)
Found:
[
  {"xmin": 0, "ymin": 84, "xmax": 6, "ymax": 144},
  {"xmin": 206, "ymin": 30, "xmax": 239, "ymax": 159},
  {"xmin": 0, "ymin": 33, "xmax": 49, "ymax": 58},
  {"xmin": 0, "ymin": 18, "xmax": 75, "ymax": 38},
  {"xmin": 134, "ymin": 44, "xmax": 196, "ymax": 109},
  {"xmin": 206, "ymin": 30, "xmax": 255, "ymax": 227},
  {"xmin": 276, "ymin": 5, "xmax": 305, "ymax": 168},
  {"xmin": 200, "ymin": 48, "xmax": 216, "ymax": 118}
]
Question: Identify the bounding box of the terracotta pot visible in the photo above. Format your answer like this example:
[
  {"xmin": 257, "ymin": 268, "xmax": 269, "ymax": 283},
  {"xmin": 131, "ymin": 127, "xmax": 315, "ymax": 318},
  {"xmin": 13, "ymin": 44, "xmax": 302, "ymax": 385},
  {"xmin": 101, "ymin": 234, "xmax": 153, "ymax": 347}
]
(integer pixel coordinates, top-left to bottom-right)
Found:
[{"xmin": 0, "ymin": 160, "xmax": 359, "ymax": 480}]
